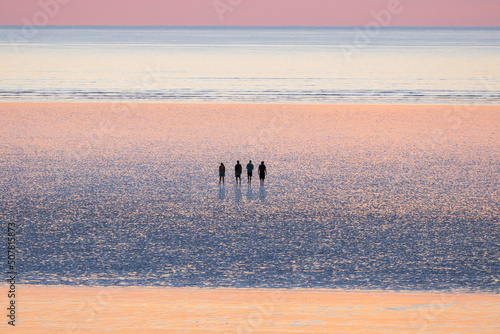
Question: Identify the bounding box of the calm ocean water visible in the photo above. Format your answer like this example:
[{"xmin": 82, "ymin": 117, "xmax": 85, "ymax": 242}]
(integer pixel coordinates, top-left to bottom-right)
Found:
[{"xmin": 0, "ymin": 26, "xmax": 499, "ymax": 104}]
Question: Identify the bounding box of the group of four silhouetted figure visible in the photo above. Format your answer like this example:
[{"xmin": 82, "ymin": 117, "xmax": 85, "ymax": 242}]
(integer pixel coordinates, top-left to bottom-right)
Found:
[{"xmin": 219, "ymin": 160, "xmax": 266, "ymax": 185}]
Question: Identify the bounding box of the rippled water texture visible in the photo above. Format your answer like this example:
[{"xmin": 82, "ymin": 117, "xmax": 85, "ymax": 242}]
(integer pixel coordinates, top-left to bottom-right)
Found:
[
  {"xmin": 1, "ymin": 26, "xmax": 499, "ymax": 104},
  {"xmin": 1, "ymin": 103, "xmax": 499, "ymax": 291}
]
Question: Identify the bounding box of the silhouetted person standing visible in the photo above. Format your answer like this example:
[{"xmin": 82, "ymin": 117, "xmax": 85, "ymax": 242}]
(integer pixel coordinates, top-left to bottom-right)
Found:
[
  {"xmin": 219, "ymin": 163, "xmax": 225, "ymax": 184},
  {"xmin": 246, "ymin": 160, "xmax": 254, "ymax": 184},
  {"xmin": 258, "ymin": 161, "xmax": 267, "ymax": 185},
  {"xmin": 235, "ymin": 160, "xmax": 242, "ymax": 185}
]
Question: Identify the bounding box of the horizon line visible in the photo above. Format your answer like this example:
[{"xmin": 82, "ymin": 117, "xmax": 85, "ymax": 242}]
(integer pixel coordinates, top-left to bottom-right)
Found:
[{"xmin": 1, "ymin": 25, "xmax": 499, "ymax": 28}]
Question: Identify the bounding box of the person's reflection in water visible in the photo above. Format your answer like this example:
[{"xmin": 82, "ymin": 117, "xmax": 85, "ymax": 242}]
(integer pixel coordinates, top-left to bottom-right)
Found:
[
  {"xmin": 235, "ymin": 184, "xmax": 242, "ymax": 203},
  {"xmin": 259, "ymin": 184, "xmax": 267, "ymax": 202},
  {"xmin": 218, "ymin": 184, "xmax": 226, "ymax": 200},
  {"xmin": 246, "ymin": 184, "xmax": 253, "ymax": 201}
]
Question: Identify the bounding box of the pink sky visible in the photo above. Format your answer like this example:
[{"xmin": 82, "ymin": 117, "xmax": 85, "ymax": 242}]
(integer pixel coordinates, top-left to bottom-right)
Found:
[{"xmin": 1, "ymin": 0, "xmax": 499, "ymax": 26}]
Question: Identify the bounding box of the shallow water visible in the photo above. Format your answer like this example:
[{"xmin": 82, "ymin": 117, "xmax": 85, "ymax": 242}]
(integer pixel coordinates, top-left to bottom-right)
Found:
[{"xmin": 1, "ymin": 103, "xmax": 499, "ymax": 292}]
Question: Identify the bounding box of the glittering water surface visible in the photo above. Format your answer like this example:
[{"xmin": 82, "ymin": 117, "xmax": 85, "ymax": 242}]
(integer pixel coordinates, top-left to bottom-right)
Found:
[{"xmin": 1, "ymin": 103, "xmax": 499, "ymax": 291}]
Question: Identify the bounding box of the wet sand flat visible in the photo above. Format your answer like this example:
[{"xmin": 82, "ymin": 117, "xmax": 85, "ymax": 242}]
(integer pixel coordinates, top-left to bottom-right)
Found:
[{"xmin": 1, "ymin": 285, "xmax": 499, "ymax": 333}]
